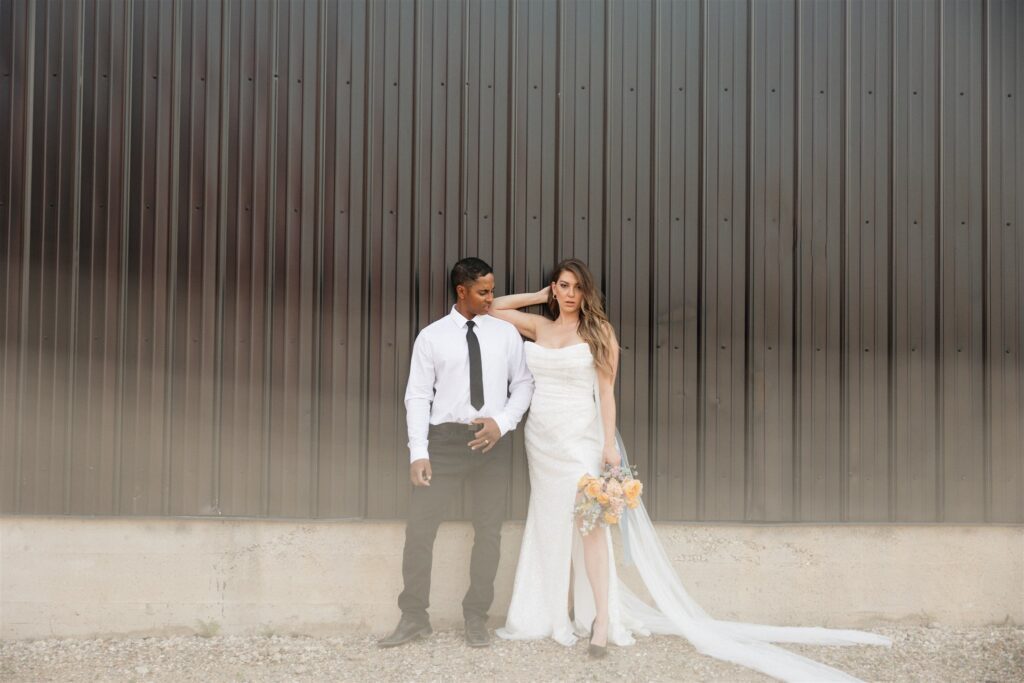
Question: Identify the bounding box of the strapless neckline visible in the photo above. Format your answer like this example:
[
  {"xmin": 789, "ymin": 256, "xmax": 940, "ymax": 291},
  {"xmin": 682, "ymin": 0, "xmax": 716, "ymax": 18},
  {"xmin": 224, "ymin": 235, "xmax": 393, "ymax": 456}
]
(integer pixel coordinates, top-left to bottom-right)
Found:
[{"xmin": 525, "ymin": 341, "xmax": 588, "ymax": 351}]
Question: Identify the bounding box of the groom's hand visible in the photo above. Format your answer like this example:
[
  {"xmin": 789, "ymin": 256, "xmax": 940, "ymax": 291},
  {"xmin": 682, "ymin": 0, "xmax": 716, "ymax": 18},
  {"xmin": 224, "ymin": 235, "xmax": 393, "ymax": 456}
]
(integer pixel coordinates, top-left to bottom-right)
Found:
[
  {"xmin": 469, "ymin": 418, "xmax": 501, "ymax": 453},
  {"xmin": 410, "ymin": 458, "xmax": 432, "ymax": 487}
]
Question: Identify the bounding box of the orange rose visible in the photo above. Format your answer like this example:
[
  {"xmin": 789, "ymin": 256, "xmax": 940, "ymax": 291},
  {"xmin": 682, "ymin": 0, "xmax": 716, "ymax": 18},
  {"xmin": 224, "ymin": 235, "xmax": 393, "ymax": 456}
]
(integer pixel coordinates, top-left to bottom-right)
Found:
[
  {"xmin": 603, "ymin": 511, "xmax": 619, "ymax": 525},
  {"xmin": 577, "ymin": 475, "xmax": 591, "ymax": 491},
  {"xmin": 597, "ymin": 492, "xmax": 610, "ymax": 505},
  {"xmin": 584, "ymin": 480, "xmax": 603, "ymax": 499},
  {"xmin": 623, "ymin": 479, "xmax": 642, "ymax": 499}
]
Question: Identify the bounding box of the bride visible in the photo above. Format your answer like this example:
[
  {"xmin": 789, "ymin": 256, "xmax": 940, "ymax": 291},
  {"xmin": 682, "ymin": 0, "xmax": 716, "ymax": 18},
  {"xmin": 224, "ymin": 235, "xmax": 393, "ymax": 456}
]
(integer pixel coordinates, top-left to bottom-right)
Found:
[{"xmin": 489, "ymin": 258, "xmax": 890, "ymax": 681}]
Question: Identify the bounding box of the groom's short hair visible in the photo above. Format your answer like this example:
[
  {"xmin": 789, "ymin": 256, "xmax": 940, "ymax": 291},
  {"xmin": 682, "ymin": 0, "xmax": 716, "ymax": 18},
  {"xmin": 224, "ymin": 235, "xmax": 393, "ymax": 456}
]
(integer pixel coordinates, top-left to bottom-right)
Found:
[{"xmin": 450, "ymin": 257, "xmax": 493, "ymax": 297}]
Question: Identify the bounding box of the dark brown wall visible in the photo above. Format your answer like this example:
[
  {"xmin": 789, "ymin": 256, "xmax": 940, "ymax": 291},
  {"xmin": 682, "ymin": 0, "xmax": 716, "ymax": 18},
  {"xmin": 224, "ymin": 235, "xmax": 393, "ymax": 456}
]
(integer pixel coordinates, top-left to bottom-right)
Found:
[{"xmin": 1, "ymin": 0, "xmax": 1021, "ymax": 522}]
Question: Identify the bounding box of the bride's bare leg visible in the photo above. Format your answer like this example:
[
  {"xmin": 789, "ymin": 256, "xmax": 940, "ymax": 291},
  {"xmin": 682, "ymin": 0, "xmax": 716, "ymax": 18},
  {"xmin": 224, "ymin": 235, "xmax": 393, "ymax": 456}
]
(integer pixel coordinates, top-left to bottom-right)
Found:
[{"xmin": 581, "ymin": 528, "xmax": 609, "ymax": 646}]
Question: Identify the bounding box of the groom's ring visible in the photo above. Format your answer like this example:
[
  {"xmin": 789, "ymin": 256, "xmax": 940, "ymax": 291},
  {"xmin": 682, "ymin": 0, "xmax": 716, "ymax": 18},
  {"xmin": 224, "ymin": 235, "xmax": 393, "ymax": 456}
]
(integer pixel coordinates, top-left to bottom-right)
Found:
[{"xmin": 483, "ymin": 439, "xmax": 489, "ymax": 445}]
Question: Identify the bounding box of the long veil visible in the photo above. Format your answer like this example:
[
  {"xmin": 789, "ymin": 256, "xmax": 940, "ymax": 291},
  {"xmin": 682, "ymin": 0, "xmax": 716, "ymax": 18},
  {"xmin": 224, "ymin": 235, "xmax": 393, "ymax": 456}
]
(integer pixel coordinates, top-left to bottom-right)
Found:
[{"xmin": 610, "ymin": 431, "xmax": 891, "ymax": 682}]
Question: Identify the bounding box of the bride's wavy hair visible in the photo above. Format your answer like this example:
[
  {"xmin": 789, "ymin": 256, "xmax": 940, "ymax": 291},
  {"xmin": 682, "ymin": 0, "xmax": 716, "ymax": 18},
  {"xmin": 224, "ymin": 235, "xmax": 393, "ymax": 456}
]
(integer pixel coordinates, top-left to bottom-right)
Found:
[{"xmin": 547, "ymin": 258, "xmax": 617, "ymax": 377}]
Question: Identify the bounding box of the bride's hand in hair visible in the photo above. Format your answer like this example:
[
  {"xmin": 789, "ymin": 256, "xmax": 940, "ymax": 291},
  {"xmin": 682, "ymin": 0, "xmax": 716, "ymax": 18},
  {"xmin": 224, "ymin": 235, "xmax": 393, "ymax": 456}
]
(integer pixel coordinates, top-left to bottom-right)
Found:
[{"xmin": 602, "ymin": 444, "xmax": 621, "ymax": 468}]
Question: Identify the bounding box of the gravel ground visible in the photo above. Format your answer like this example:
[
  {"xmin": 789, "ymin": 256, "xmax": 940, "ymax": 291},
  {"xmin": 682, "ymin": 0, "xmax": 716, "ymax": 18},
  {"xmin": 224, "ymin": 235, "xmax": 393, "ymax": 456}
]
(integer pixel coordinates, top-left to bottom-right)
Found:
[{"xmin": 1, "ymin": 625, "xmax": 1021, "ymax": 682}]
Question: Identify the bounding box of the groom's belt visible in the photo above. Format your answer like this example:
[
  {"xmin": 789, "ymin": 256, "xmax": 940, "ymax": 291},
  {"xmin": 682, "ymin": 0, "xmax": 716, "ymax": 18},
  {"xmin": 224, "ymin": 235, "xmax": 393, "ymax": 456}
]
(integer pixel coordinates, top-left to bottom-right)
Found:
[{"xmin": 429, "ymin": 422, "xmax": 481, "ymax": 438}]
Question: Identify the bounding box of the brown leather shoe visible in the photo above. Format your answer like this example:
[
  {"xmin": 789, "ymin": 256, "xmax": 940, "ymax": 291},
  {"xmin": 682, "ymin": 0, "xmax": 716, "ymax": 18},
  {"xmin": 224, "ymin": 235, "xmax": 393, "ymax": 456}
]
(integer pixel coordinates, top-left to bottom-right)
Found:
[{"xmin": 378, "ymin": 615, "xmax": 432, "ymax": 648}]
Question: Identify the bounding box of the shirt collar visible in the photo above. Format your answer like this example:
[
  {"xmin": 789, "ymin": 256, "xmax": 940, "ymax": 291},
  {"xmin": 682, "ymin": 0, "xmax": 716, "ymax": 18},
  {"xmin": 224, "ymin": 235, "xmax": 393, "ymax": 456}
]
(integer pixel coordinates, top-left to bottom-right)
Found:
[{"xmin": 449, "ymin": 306, "xmax": 487, "ymax": 329}]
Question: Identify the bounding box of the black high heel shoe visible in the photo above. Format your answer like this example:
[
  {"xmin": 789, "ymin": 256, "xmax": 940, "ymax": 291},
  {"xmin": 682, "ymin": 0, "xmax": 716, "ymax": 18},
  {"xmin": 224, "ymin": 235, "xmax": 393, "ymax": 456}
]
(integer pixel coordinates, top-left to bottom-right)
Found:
[{"xmin": 588, "ymin": 617, "xmax": 608, "ymax": 659}]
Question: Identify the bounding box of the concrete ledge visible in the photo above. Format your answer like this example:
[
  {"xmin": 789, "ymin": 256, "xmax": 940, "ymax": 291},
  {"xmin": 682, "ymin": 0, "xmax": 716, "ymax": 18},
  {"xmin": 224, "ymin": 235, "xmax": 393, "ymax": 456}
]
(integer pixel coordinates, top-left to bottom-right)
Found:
[{"xmin": 2, "ymin": 516, "xmax": 1021, "ymax": 640}]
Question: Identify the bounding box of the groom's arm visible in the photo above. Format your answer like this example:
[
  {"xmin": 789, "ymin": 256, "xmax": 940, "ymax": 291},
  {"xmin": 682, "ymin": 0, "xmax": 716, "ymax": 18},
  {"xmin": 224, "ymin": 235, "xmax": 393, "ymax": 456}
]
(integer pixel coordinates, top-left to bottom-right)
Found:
[
  {"xmin": 404, "ymin": 333, "xmax": 435, "ymax": 463},
  {"xmin": 493, "ymin": 332, "xmax": 534, "ymax": 436}
]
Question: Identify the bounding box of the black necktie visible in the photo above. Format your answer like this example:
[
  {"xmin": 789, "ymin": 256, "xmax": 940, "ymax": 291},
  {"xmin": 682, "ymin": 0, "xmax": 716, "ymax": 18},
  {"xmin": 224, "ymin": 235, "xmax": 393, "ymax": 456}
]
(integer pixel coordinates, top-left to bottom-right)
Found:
[{"xmin": 466, "ymin": 320, "xmax": 484, "ymax": 409}]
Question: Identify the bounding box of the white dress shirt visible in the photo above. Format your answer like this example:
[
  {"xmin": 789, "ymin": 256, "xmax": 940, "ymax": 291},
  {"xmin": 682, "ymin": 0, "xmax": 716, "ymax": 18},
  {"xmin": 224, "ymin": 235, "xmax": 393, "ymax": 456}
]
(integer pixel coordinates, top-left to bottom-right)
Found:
[{"xmin": 405, "ymin": 306, "xmax": 534, "ymax": 462}]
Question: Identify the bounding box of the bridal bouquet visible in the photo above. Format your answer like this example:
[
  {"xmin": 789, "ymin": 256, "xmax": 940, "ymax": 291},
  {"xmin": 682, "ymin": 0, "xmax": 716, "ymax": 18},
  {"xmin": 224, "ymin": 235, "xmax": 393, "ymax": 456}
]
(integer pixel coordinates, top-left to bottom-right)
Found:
[{"xmin": 574, "ymin": 464, "xmax": 643, "ymax": 535}]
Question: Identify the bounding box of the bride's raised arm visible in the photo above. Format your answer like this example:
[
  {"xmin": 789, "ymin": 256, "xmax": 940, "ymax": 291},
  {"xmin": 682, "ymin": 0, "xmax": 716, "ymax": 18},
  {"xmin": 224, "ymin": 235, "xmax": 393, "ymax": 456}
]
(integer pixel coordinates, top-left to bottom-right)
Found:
[{"xmin": 489, "ymin": 288, "xmax": 549, "ymax": 340}]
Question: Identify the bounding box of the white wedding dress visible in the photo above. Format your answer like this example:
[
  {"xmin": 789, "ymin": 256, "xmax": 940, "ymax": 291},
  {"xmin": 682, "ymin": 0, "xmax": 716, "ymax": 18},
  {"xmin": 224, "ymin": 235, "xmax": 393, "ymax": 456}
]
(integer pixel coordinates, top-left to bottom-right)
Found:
[{"xmin": 496, "ymin": 342, "xmax": 890, "ymax": 682}]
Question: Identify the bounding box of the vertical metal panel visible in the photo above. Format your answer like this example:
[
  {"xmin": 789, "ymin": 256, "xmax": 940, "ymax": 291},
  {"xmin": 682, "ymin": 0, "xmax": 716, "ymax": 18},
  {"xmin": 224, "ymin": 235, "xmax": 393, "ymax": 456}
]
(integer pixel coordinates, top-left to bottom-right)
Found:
[
  {"xmin": 845, "ymin": 0, "xmax": 893, "ymax": 521},
  {"xmin": 749, "ymin": 0, "xmax": 798, "ymax": 522},
  {"xmin": 940, "ymin": 0, "xmax": 986, "ymax": 521},
  {"xmin": 651, "ymin": 0, "xmax": 702, "ymax": 521},
  {"xmin": 2, "ymin": 0, "xmax": 1021, "ymax": 523},
  {"xmin": 892, "ymin": 0, "xmax": 941, "ymax": 521},
  {"xmin": 1, "ymin": 0, "xmax": 29, "ymax": 512},
  {"xmin": 703, "ymin": 0, "xmax": 749, "ymax": 521},
  {"xmin": 796, "ymin": 0, "xmax": 845, "ymax": 520},
  {"xmin": 986, "ymin": 0, "xmax": 1023, "ymax": 523}
]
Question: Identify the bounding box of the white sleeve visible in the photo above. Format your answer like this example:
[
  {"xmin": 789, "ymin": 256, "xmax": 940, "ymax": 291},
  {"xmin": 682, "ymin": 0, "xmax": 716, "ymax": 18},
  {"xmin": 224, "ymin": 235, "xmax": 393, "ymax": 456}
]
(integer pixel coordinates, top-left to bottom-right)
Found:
[
  {"xmin": 404, "ymin": 332, "xmax": 435, "ymax": 461},
  {"xmin": 494, "ymin": 331, "xmax": 534, "ymax": 435}
]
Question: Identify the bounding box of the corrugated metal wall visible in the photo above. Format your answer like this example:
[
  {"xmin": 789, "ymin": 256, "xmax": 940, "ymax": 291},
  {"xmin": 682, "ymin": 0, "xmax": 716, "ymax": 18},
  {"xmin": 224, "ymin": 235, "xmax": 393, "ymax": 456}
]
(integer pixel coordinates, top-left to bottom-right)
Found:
[{"xmin": 1, "ymin": 0, "xmax": 1021, "ymax": 522}]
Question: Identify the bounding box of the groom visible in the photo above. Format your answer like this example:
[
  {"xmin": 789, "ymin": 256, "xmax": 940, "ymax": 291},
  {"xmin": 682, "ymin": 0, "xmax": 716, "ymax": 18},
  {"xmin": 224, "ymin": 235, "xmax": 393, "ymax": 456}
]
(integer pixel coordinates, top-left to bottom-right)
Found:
[{"xmin": 379, "ymin": 257, "xmax": 534, "ymax": 648}]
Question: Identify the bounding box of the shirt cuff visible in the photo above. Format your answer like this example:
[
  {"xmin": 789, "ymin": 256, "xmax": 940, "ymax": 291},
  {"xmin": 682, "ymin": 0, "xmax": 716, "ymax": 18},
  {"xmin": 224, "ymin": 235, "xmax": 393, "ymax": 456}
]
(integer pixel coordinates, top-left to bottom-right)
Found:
[
  {"xmin": 409, "ymin": 447, "xmax": 429, "ymax": 463},
  {"xmin": 493, "ymin": 414, "xmax": 512, "ymax": 437}
]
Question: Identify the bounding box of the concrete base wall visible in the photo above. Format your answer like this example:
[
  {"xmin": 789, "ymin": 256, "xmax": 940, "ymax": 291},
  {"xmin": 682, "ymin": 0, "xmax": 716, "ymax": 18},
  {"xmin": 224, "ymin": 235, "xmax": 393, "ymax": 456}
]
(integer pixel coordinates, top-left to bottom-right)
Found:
[{"xmin": 2, "ymin": 516, "xmax": 1021, "ymax": 640}]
